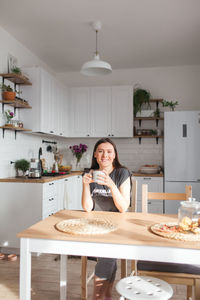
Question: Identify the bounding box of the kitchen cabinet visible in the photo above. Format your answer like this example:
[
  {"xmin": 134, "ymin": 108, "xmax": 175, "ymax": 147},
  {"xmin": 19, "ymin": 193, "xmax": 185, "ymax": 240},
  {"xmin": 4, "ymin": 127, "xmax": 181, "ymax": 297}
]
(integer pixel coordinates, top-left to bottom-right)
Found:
[
  {"xmin": 64, "ymin": 175, "xmax": 83, "ymax": 210},
  {"xmin": 0, "ymin": 179, "xmax": 62, "ymax": 248},
  {"xmin": 69, "ymin": 85, "xmax": 133, "ymax": 137},
  {"xmin": 133, "ymin": 176, "xmax": 164, "ymax": 213},
  {"xmin": 20, "ymin": 67, "xmax": 68, "ymax": 137}
]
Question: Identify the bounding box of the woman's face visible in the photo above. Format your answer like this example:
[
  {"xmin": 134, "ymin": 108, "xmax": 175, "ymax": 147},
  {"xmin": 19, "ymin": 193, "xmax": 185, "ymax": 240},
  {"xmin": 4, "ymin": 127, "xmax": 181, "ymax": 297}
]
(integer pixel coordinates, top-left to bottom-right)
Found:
[{"xmin": 94, "ymin": 142, "xmax": 116, "ymax": 169}]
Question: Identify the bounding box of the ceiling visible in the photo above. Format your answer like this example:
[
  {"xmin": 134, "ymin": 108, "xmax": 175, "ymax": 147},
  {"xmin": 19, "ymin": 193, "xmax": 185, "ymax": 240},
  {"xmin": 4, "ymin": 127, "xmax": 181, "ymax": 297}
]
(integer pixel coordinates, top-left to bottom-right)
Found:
[{"xmin": 0, "ymin": 0, "xmax": 200, "ymax": 73}]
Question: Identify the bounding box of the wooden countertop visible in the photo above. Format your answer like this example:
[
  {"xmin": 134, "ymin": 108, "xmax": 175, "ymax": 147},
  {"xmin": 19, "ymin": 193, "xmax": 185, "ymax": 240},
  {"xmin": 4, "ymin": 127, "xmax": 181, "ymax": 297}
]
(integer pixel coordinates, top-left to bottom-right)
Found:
[
  {"xmin": 0, "ymin": 171, "xmax": 83, "ymax": 183},
  {"xmin": 132, "ymin": 172, "xmax": 164, "ymax": 177},
  {"xmin": 17, "ymin": 210, "xmax": 200, "ymax": 250}
]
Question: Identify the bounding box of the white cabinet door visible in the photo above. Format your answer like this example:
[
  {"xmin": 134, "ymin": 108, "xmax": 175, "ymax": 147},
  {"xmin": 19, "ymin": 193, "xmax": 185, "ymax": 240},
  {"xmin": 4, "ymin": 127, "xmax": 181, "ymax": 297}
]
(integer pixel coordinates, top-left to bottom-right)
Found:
[
  {"xmin": 40, "ymin": 69, "xmax": 54, "ymax": 134},
  {"xmin": 69, "ymin": 87, "xmax": 91, "ymax": 137},
  {"xmin": 111, "ymin": 86, "xmax": 133, "ymax": 137},
  {"xmin": 64, "ymin": 175, "xmax": 83, "ymax": 210},
  {"xmin": 56, "ymin": 179, "xmax": 65, "ymax": 211},
  {"xmin": 21, "ymin": 66, "xmax": 69, "ymax": 137},
  {"xmin": 133, "ymin": 176, "xmax": 164, "ymax": 213},
  {"xmin": 91, "ymin": 87, "xmax": 112, "ymax": 137}
]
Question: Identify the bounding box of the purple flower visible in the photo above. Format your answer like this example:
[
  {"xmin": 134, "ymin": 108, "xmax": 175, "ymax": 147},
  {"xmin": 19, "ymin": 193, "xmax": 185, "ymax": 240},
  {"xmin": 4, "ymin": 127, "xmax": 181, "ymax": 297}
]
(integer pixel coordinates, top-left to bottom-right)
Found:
[{"xmin": 69, "ymin": 143, "xmax": 88, "ymax": 162}]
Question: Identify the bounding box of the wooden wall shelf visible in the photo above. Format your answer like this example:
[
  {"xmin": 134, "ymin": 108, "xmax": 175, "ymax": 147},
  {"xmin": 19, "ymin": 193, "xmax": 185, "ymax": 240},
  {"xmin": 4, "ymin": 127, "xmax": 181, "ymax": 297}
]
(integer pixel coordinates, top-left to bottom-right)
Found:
[
  {"xmin": 0, "ymin": 99, "xmax": 32, "ymax": 109},
  {"xmin": 0, "ymin": 126, "xmax": 31, "ymax": 139},
  {"xmin": 0, "ymin": 73, "xmax": 32, "ymax": 85}
]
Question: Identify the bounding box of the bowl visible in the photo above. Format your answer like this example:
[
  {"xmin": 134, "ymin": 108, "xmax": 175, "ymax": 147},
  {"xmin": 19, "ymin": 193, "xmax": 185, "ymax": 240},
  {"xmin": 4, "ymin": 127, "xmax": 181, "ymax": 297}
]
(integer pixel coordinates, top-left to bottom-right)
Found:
[
  {"xmin": 58, "ymin": 165, "xmax": 72, "ymax": 172},
  {"xmin": 140, "ymin": 165, "xmax": 160, "ymax": 174}
]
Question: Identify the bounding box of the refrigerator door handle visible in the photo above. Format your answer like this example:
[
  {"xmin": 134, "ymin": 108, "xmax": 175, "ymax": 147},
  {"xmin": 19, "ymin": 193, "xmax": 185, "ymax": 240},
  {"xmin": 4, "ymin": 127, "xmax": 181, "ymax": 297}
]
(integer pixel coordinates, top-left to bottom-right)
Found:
[{"xmin": 182, "ymin": 124, "xmax": 187, "ymax": 137}]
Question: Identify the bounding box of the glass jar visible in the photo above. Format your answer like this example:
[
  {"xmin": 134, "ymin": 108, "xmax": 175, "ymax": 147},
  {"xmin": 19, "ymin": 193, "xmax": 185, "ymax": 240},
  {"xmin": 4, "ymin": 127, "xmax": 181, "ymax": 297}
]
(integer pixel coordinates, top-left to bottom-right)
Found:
[{"xmin": 178, "ymin": 198, "xmax": 200, "ymax": 230}]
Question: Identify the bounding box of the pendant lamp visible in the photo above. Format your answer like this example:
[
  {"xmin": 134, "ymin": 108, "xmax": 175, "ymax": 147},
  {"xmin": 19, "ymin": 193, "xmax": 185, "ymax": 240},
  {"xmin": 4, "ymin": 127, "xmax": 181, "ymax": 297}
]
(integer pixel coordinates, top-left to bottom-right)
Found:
[{"xmin": 81, "ymin": 21, "xmax": 112, "ymax": 76}]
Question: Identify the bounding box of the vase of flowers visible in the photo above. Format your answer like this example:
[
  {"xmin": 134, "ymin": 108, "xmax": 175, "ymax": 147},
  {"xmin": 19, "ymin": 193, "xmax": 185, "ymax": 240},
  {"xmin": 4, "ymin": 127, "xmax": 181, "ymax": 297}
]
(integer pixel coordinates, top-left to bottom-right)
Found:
[
  {"xmin": 69, "ymin": 143, "xmax": 88, "ymax": 171},
  {"xmin": 5, "ymin": 109, "xmax": 15, "ymax": 127}
]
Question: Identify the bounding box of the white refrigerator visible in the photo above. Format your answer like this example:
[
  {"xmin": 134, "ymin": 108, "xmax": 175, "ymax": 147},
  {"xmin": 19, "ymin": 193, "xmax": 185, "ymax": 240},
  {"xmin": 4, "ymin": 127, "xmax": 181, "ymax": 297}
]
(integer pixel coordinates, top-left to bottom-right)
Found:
[{"xmin": 164, "ymin": 111, "xmax": 200, "ymax": 213}]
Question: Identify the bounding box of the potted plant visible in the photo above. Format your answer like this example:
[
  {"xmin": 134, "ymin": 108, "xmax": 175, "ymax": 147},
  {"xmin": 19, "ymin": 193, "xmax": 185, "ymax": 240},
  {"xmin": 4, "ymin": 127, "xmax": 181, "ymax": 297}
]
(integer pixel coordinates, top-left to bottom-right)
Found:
[
  {"xmin": 133, "ymin": 88, "xmax": 151, "ymax": 117},
  {"xmin": 11, "ymin": 66, "xmax": 22, "ymax": 75},
  {"xmin": 162, "ymin": 100, "xmax": 179, "ymax": 111},
  {"xmin": 15, "ymin": 159, "xmax": 30, "ymax": 177},
  {"xmin": 0, "ymin": 83, "xmax": 16, "ymax": 101}
]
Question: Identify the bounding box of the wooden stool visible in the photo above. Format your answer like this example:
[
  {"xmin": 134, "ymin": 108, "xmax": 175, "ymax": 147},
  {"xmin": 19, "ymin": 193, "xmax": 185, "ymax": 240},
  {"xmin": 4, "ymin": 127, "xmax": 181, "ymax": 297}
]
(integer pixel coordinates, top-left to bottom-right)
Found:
[{"xmin": 116, "ymin": 276, "xmax": 173, "ymax": 300}]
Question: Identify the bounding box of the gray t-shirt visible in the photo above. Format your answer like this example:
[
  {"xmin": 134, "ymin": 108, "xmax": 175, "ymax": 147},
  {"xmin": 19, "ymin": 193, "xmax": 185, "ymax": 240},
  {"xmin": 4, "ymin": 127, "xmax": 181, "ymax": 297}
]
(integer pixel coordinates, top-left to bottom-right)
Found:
[{"xmin": 90, "ymin": 167, "xmax": 131, "ymax": 212}]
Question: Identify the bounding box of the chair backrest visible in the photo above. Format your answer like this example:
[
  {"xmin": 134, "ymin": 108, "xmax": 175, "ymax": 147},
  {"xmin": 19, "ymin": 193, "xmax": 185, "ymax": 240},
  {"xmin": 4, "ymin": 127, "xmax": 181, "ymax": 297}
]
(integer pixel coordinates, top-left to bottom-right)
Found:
[
  {"xmin": 129, "ymin": 178, "xmax": 137, "ymax": 212},
  {"xmin": 141, "ymin": 184, "xmax": 192, "ymax": 213}
]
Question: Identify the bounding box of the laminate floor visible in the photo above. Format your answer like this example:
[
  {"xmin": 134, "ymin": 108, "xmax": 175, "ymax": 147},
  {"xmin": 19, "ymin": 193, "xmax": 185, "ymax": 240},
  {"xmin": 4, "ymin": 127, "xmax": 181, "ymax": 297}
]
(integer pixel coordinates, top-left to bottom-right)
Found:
[{"xmin": 0, "ymin": 254, "xmax": 187, "ymax": 299}]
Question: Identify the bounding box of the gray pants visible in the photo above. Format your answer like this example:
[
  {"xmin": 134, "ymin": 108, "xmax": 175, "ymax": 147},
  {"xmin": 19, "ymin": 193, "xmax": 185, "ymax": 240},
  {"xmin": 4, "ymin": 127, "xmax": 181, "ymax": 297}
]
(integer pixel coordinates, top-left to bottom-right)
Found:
[{"xmin": 95, "ymin": 257, "xmax": 117, "ymax": 282}]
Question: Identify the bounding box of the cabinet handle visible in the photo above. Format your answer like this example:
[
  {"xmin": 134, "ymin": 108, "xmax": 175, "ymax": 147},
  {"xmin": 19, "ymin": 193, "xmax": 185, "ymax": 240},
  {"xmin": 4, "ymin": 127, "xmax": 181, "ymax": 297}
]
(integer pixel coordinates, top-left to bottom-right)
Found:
[
  {"xmin": 148, "ymin": 201, "xmax": 152, "ymax": 204},
  {"xmin": 108, "ymin": 134, "xmax": 111, "ymax": 136},
  {"xmin": 50, "ymin": 131, "xmax": 54, "ymax": 133},
  {"xmin": 86, "ymin": 134, "xmax": 90, "ymax": 136},
  {"xmin": 65, "ymin": 179, "xmax": 68, "ymax": 181},
  {"xmin": 112, "ymin": 134, "xmax": 114, "ymax": 136},
  {"xmin": 60, "ymin": 133, "xmax": 63, "ymax": 135},
  {"xmin": 49, "ymin": 182, "xmax": 54, "ymax": 185},
  {"xmin": 143, "ymin": 178, "xmax": 151, "ymax": 180},
  {"xmin": 49, "ymin": 197, "xmax": 54, "ymax": 201}
]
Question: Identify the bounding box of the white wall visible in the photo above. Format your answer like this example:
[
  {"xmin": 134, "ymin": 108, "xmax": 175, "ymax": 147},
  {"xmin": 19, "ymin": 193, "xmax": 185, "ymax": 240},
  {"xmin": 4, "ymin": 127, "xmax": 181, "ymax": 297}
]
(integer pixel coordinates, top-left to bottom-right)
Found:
[
  {"xmin": 0, "ymin": 25, "xmax": 199, "ymax": 178},
  {"xmin": 57, "ymin": 65, "xmax": 200, "ymax": 111}
]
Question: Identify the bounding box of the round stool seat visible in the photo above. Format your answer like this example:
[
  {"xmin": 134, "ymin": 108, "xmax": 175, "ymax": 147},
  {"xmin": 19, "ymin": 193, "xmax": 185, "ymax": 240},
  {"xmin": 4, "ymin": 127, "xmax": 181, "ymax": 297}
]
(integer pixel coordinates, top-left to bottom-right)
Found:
[{"xmin": 116, "ymin": 276, "xmax": 173, "ymax": 300}]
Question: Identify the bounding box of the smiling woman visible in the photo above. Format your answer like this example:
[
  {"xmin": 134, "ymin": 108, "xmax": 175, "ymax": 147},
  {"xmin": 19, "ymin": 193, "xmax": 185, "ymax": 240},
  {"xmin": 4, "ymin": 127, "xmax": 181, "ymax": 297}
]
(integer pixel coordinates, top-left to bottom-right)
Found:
[{"xmin": 81, "ymin": 137, "xmax": 132, "ymax": 300}]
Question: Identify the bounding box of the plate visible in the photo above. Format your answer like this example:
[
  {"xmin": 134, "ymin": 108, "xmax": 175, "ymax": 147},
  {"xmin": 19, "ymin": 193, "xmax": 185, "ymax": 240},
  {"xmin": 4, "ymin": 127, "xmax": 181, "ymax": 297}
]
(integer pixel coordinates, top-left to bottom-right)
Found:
[
  {"xmin": 55, "ymin": 218, "xmax": 117, "ymax": 235},
  {"xmin": 151, "ymin": 222, "xmax": 200, "ymax": 241}
]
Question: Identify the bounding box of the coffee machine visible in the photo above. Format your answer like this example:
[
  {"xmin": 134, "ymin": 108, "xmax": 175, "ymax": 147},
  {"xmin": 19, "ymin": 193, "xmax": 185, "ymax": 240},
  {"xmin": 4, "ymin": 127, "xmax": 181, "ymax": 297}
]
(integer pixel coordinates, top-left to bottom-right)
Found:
[
  {"xmin": 28, "ymin": 147, "xmax": 43, "ymax": 178},
  {"xmin": 28, "ymin": 158, "xmax": 42, "ymax": 178}
]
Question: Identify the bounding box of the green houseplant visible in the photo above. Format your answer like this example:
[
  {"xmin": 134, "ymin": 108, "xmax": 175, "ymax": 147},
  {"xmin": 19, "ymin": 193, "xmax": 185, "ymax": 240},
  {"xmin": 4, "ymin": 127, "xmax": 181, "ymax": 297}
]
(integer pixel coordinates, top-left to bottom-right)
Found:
[
  {"xmin": 0, "ymin": 83, "xmax": 16, "ymax": 101},
  {"xmin": 162, "ymin": 100, "xmax": 179, "ymax": 111},
  {"xmin": 133, "ymin": 88, "xmax": 151, "ymax": 117},
  {"xmin": 15, "ymin": 159, "xmax": 30, "ymax": 177},
  {"xmin": 11, "ymin": 66, "xmax": 22, "ymax": 75}
]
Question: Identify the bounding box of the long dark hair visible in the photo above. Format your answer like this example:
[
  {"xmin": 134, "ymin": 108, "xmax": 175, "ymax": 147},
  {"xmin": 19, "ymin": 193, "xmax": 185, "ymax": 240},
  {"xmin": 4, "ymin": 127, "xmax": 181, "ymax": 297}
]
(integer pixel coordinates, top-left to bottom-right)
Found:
[{"xmin": 90, "ymin": 138, "xmax": 124, "ymax": 170}]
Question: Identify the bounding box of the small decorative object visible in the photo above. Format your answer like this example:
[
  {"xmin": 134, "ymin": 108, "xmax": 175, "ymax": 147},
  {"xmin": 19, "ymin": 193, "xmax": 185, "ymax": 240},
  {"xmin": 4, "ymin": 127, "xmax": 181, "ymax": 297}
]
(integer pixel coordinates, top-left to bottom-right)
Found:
[
  {"xmin": 5, "ymin": 109, "xmax": 15, "ymax": 126},
  {"xmin": 7, "ymin": 53, "xmax": 18, "ymax": 73},
  {"xmin": 133, "ymin": 87, "xmax": 151, "ymax": 117},
  {"xmin": 0, "ymin": 84, "xmax": 16, "ymax": 101},
  {"xmin": 69, "ymin": 143, "xmax": 88, "ymax": 171},
  {"xmin": 14, "ymin": 159, "xmax": 30, "ymax": 177},
  {"xmin": 162, "ymin": 100, "xmax": 179, "ymax": 111}
]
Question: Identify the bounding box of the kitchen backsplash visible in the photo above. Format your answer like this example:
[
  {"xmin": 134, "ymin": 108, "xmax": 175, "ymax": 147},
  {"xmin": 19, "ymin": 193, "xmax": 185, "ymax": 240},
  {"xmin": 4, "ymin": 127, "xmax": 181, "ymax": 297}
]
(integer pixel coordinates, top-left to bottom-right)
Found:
[{"xmin": 0, "ymin": 131, "xmax": 163, "ymax": 178}]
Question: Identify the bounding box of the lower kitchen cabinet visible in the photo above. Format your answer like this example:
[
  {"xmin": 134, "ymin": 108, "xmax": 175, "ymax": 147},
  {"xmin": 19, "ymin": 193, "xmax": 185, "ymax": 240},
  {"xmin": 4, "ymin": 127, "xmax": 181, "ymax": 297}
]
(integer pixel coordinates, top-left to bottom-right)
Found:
[
  {"xmin": 0, "ymin": 175, "xmax": 83, "ymax": 249},
  {"xmin": 133, "ymin": 176, "xmax": 164, "ymax": 213},
  {"xmin": 64, "ymin": 175, "xmax": 83, "ymax": 210}
]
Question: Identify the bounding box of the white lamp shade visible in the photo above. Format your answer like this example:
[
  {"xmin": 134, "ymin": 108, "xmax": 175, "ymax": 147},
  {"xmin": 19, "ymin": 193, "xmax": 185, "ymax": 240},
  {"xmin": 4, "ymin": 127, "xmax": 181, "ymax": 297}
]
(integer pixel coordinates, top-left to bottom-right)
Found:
[{"xmin": 81, "ymin": 54, "xmax": 112, "ymax": 76}]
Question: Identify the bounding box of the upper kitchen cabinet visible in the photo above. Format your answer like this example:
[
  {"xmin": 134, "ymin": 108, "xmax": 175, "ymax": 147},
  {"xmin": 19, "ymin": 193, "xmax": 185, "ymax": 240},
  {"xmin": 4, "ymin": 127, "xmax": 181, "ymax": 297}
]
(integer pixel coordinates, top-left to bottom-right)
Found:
[
  {"xmin": 111, "ymin": 86, "xmax": 133, "ymax": 137},
  {"xmin": 20, "ymin": 67, "xmax": 68, "ymax": 137},
  {"xmin": 69, "ymin": 87, "xmax": 91, "ymax": 137},
  {"xmin": 69, "ymin": 85, "xmax": 133, "ymax": 137}
]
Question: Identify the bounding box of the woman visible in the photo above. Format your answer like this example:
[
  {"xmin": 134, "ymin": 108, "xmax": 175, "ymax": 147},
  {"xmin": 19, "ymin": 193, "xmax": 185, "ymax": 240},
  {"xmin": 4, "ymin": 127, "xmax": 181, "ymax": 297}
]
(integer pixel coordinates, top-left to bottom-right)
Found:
[{"xmin": 82, "ymin": 138, "xmax": 131, "ymax": 300}]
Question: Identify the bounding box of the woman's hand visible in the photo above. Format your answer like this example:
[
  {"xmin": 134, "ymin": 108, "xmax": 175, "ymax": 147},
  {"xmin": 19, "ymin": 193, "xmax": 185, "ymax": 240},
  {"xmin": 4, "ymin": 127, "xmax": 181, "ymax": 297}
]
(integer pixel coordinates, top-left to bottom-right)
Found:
[
  {"xmin": 96, "ymin": 171, "xmax": 115, "ymax": 189},
  {"xmin": 82, "ymin": 171, "xmax": 93, "ymax": 185}
]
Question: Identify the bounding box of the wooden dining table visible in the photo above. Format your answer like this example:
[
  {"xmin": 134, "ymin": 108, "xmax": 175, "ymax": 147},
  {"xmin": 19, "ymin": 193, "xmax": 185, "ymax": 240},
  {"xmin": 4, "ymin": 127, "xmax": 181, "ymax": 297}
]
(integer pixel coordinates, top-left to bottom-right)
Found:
[{"xmin": 17, "ymin": 210, "xmax": 200, "ymax": 300}]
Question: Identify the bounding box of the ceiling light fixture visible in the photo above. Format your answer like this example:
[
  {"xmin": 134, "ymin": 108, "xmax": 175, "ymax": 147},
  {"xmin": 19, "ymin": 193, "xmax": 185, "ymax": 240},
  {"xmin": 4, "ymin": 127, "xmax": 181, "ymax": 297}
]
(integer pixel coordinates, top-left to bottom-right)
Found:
[{"xmin": 81, "ymin": 21, "xmax": 112, "ymax": 76}]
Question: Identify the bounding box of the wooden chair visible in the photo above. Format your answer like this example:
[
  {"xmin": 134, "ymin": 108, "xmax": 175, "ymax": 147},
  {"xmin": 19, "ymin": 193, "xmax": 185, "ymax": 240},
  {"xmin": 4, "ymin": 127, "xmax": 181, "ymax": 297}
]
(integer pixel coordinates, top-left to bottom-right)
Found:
[
  {"xmin": 135, "ymin": 184, "xmax": 200, "ymax": 300},
  {"xmin": 81, "ymin": 178, "xmax": 137, "ymax": 300}
]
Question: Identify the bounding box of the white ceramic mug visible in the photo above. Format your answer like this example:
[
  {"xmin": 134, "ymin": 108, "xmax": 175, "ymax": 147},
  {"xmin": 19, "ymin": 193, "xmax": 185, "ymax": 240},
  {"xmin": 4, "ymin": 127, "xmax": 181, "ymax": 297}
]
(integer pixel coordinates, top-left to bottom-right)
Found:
[{"xmin": 93, "ymin": 170, "xmax": 104, "ymax": 183}]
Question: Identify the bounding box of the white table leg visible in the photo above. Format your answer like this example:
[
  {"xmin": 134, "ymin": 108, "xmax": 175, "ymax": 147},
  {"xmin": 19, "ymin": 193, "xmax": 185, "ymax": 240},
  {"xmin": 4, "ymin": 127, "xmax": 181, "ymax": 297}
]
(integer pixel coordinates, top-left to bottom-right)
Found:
[
  {"xmin": 20, "ymin": 238, "xmax": 31, "ymax": 300},
  {"xmin": 60, "ymin": 255, "xmax": 67, "ymax": 300}
]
